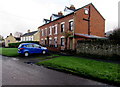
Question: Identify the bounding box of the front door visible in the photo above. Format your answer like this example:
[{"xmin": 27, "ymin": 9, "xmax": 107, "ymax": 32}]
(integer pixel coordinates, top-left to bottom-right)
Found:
[{"xmin": 69, "ymin": 38, "xmax": 73, "ymax": 50}]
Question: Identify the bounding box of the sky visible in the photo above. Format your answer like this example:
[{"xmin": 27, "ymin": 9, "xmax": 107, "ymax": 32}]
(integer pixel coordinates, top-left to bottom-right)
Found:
[{"xmin": 0, "ymin": 0, "xmax": 119, "ymax": 38}]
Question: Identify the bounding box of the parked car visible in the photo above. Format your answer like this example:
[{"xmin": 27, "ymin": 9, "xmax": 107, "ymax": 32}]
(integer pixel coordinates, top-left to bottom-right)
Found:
[{"xmin": 18, "ymin": 43, "xmax": 48, "ymax": 56}]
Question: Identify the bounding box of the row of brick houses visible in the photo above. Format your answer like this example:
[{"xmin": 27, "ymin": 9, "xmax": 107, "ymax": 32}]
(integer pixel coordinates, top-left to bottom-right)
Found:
[{"xmin": 38, "ymin": 3, "xmax": 105, "ymax": 50}]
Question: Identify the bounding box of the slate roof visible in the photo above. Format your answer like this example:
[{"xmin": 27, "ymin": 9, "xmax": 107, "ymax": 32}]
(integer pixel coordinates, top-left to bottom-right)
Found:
[
  {"xmin": 38, "ymin": 3, "xmax": 105, "ymax": 28},
  {"xmin": 15, "ymin": 37, "xmax": 21, "ymax": 41},
  {"xmin": 64, "ymin": 6, "xmax": 76, "ymax": 11},
  {"xmin": 43, "ymin": 19, "xmax": 51, "ymax": 22},
  {"xmin": 21, "ymin": 31, "xmax": 38, "ymax": 37},
  {"xmin": 52, "ymin": 14, "xmax": 63, "ymax": 18},
  {"xmin": 75, "ymin": 33, "xmax": 107, "ymax": 39}
]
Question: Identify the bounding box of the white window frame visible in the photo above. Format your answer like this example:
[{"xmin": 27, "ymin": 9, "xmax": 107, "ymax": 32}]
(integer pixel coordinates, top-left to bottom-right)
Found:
[
  {"xmin": 54, "ymin": 24, "xmax": 58, "ymax": 34},
  {"xmin": 61, "ymin": 22, "xmax": 65, "ymax": 32},
  {"xmin": 42, "ymin": 29, "xmax": 44, "ymax": 36},
  {"xmin": 84, "ymin": 8, "xmax": 89, "ymax": 15},
  {"xmin": 69, "ymin": 19, "xmax": 74, "ymax": 31},
  {"xmin": 49, "ymin": 26, "xmax": 52, "ymax": 35},
  {"xmin": 61, "ymin": 36, "xmax": 65, "ymax": 46}
]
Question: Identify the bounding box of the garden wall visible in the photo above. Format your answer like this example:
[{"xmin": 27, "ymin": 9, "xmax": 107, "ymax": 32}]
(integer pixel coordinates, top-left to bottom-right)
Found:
[{"xmin": 76, "ymin": 40, "xmax": 120, "ymax": 59}]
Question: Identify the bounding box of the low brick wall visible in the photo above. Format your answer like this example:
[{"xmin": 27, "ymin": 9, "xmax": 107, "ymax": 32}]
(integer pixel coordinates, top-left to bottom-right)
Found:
[
  {"xmin": 47, "ymin": 47, "xmax": 61, "ymax": 52},
  {"xmin": 76, "ymin": 40, "xmax": 120, "ymax": 58}
]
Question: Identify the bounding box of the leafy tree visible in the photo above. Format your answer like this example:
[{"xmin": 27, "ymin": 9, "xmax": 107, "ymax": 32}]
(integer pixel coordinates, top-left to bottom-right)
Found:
[
  {"xmin": 109, "ymin": 28, "xmax": 120, "ymax": 41},
  {"xmin": 62, "ymin": 31, "xmax": 72, "ymax": 50}
]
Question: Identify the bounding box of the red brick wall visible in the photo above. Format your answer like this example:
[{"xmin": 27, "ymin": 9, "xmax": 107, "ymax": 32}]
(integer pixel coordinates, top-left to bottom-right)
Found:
[
  {"xmin": 38, "ymin": 4, "xmax": 105, "ymax": 50},
  {"xmin": 38, "ymin": 14, "xmax": 74, "ymax": 47},
  {"xmin": 74, "ymin": 4, "xmax": 105, "ymax": 37}
]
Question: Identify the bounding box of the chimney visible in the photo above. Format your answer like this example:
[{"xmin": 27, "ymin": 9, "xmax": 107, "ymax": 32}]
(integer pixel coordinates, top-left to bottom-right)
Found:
[
  {"xmin": 70, "ymin": 5, "xmax": 75, "ymax": 10},
  {"xmin": 28, "ymin": 29, "xmax": 30, "ymax": 33},
  {"xmin": 58, "ymin": 11, "xmax": 63, "ymax": 16}
]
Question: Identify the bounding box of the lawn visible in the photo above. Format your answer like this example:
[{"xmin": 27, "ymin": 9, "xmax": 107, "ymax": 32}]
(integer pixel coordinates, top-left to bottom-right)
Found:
[
  {"xmin": 0, "ymin": 48, "xmax": 19, "ymax": 56},
  {"xmin": 37, "ymin": 56, "xmax": 120, "ymax": 85}
]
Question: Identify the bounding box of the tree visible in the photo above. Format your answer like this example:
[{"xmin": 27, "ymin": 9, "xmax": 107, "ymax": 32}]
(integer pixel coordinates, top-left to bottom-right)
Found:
[
  {"xmin": 109, "ymin": 28, "xmax": 120, "ymax": 41},
  {"xmin": 62, "ymin": 31, "xmax": 72, "ymax": 50}
]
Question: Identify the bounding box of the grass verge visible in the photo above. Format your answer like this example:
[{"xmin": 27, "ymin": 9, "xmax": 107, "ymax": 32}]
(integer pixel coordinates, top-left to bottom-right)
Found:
[
  {"xmin": 0, "ymin": 48, "xmax": 19, "ymax": 56},
  {"xmin": 37, "ymin": 56, "xmax": 120, "ymax": 85}
]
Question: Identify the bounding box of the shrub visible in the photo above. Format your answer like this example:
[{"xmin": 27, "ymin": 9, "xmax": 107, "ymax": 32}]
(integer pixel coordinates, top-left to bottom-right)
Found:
[{"xmin": 8, "ymin": 41, "xmax": 39, "ymax": 48}]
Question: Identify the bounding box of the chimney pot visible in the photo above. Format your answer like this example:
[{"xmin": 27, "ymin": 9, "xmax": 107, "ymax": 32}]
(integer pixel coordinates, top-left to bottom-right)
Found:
[
  {"xmin": 58, "ymin": 11, "xmax": 63, "ymax": 16},
  {"xmin": 28, "ymin": 29, "xmax": 30, "ymax": 33},
  {"xmin": 70, "ymin": 5, "xmax": 75, "ymax": 10}
]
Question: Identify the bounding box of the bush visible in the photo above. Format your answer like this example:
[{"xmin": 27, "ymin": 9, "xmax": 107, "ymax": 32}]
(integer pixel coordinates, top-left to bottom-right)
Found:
[
  {"xmin": 109, "ymin": 28, "xmax": 120, "ymax": 43},
  {"xmin": 8, "ymin": 41, "xmax": 39, "ymax": 48}
]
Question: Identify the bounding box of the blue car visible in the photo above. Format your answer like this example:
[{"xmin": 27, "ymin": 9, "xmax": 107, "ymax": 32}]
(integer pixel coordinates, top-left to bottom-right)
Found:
[{"xmin": 18, "ymin": 43, "xmax": 48, "ymax": 56}]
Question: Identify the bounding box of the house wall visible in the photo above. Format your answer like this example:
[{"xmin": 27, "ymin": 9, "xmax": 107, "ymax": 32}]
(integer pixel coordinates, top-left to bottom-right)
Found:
[
  {"xmin": 75, "ymin": 4, "xmax": 105, "ymax": 37},
  {"xmin": 21, "ymin": 36, "xmax": 34, "ymax": 41},
  {"xmin": 38, "ymin": 4, "xmax": 105, "ymax": 50},
  {"xmin": 5, "ymin": 35, "xmax": 16, "ymax": 47},
  {"xmin": 33, "ymin": 31, "xmax": 40, "ymax": 41},
  {"xmin": 39, "ymin": 14, "xmax": 74, "ymax": 50}
]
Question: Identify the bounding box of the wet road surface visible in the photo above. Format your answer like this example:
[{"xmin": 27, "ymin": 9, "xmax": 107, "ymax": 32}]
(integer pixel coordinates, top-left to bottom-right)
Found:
[{"xmin": 1, "ymin": 55, "xmax": 112, "ymax": 85}]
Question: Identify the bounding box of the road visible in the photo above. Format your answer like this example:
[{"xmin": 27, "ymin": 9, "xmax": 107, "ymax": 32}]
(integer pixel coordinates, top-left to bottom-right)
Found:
[{"xmin": 1, "ymin": 55, "xmax": 112, "ymax": 86}]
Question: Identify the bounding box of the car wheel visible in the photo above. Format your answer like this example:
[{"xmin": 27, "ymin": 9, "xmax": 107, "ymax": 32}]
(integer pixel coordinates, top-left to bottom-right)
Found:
[
  {"xmin": 42, "ymin": 50, "xmax": 46, "ymax": 54},
  {"xmin": 24, "ymin": 52, "xmax": 29, "ymax": 57}
]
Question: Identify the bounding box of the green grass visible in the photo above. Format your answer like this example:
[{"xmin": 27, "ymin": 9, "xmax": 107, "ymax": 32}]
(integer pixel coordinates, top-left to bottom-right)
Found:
[
  {"xmin": 0, "ymin": 48, "xmax": 19, "ymax": 56},
  {"xmin": 37, "ymin": 56, "xmax": 120, "ymax": 85}
]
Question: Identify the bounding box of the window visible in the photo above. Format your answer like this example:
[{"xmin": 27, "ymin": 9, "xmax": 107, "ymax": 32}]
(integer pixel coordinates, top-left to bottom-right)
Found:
[
  {"xmin": 49, "ymin": 38, "xmax": 52, "ymax": 45},
  {"xmin": 61, "ymin": 23, "xmax": 65, "ymax": 32},
  {"xmin": 69, "ymin": 21, "xmax": 73, "ymax": 31},
  {"xmin": 55, "ymin": 25, "xmax": 57, "ymax": 34},
  {"xmin": 84, "ymin": 8, "xmax": 89, "ymax": 15},
  {"xmin": 26, "ymin": 44, "xmax": 34, "ymax": 47},
  {"xmin": 33, "ymin": 44, "xmax": 40, "ymax": 48},
  {"xmin": 49, "ymin": 26, "xmax": 52, "ymax": 35},
  {"xmin": 54, "ymin": 37, "xmax": 57, "ymax": 47},
  {"xmin": 45, "ymin": 28, "xmax": 47, "ymax": 36},
  {"xmin": 42, "ymin": 29, "xmax": 44, "ymax": 36},
  {"xmin": 8, "ymin": 40, "xmax": 10, "ymax": 42},
  {"xmin": 61, "ymin": 38, "xmax": 64, "ymax": 46}
]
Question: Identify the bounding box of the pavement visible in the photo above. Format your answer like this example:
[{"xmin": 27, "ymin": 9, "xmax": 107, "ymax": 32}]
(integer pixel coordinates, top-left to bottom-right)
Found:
[{"xmin": 1, "ymin": 55, "xmax": 115, "ymax": 86}]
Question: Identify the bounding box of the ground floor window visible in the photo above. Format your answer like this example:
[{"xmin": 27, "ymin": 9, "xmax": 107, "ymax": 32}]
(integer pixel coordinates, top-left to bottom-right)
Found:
[{"xmin": 61, "ymin": 38, "xmax": 65, "ymax": 46}]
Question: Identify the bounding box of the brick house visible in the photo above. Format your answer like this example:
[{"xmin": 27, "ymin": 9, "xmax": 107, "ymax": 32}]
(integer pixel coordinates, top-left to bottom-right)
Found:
[{"xmin": 38, "ymin": 3, "xmax": 105, "ymax": 51}]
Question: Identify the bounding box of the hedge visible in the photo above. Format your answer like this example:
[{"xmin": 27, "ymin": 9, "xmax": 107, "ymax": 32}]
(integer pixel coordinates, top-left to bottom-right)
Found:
[{"xmin": 8, "ymin": 41, "xmax": 39, "ymax": 48}]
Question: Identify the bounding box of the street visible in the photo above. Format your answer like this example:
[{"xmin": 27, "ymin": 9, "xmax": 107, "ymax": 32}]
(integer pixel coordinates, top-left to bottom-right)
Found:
[{"xmin": 1, "ymin": 55, "xmax": 112, "ymax": 85}]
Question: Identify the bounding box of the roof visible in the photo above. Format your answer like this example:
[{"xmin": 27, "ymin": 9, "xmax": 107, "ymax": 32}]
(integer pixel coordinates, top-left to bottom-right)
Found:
[
  {"xmin": 15, "ymin": 37, "xmax": 21, "ymax": 41},
  {"xmin": 75, "ymin": 33, "xmax": 107, "ymax": 39},
  {"xmin": 38, "ymin": 3, "xmax": 105, "ymax": 28},
  {"xmin": 43, "ymin": 19, "xmax": 51, "ymax": 22},
  {"xmin": 52, "ymin": 14, "xmax": 63, "ymax": 17},
  {"xmin": 21, "ymin": 31, "xmax": 38, "ymax": 37},
  {"xmin": 64, "ymin": 6, "xmax": 76, "ymax": 11}
]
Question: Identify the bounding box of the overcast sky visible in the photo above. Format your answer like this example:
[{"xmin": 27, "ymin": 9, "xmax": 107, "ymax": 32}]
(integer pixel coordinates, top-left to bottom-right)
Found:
[{"xmin": 0, "ymin": 0, "xmax": 119, "ymax": 38}]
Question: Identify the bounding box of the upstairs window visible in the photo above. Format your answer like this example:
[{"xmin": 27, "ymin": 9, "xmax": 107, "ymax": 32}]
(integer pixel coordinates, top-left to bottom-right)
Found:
[
  {"xmin": 69, "ymin": 21, "xmax": 73, "ymax": 31},
  {"xmin": 42, "ymin": 29, "xmax": 44, "ymax": 36},
  {"xmin": 61, "ymin": 23, "xmax": 65, "ymax": 32},
  {"xmin": 84, "ymin": 8, "xmax": 89, "ymax": 15},
  {"xmin": 49, "ymin": 26, "xmax": 52, "ymax": 35},
  {"xmin": 54, "ymin": 25, "xmax": 58, "ymax": 34}
]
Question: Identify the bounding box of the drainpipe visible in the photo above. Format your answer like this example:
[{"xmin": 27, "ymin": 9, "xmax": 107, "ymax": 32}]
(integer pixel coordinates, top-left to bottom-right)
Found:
[
  {"xmin": 88, "ymin": 6, "xmax": 91, "ymax": 35},
  {"xmin": 73, "ymin": 11, "xmax": 76, "ymax": 50}
]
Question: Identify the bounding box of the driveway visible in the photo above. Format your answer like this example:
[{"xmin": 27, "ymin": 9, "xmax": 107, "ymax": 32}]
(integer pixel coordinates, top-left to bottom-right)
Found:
[{"xmin": 1, "ymin": 55, "xmax": 113, "ymax": 86}]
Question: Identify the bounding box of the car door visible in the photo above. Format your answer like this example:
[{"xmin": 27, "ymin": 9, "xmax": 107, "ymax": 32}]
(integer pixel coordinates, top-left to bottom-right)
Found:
[
  {"xmin": 33, "ymin": 44, "xmax": 42, "ymax": 53},
  {"xmin": 26, "ymin": 44, "xmax": 34, "ymax": 53}
]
